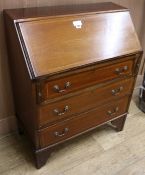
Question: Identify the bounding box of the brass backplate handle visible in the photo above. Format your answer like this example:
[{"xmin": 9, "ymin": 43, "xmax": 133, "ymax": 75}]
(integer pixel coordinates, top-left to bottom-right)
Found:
[
  {"xmin": 54, "ymin": 106, "xmax": 69, "ymax": 116},
  {"xmin": 107, "ymin": 107, "xmax": 119, "ymax": 116},
  {"xmin": 112, "ymin": 86, "xmax": 123, "ymax": 96},
  {"xmin": 54, "ymin": 128, "xmax": 69, "ymax": 137},
  {"xmin": 53, "ymin": 82, "xmax": 71, "ymax": 93},
  {"xmin": 115, "ymin": 66, "xmax": 128, "ymax": 75}
]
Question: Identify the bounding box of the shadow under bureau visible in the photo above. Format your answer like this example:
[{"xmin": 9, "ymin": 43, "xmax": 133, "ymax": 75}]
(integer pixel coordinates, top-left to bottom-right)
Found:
[{"xmin": 4, "ymin": 2, "xmax": 143, "ymax": 168}]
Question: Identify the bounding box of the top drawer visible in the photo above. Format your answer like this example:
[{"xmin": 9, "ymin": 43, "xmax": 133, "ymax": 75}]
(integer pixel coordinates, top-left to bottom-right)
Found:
[{"xmin": 37, "ymin": 55, "xmax": 137, "ymax": 103}]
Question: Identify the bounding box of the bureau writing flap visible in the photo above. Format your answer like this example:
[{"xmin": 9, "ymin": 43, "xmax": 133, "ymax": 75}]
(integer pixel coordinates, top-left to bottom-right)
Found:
[{"xmin": 17, "ymin": 10, "xmax": 141, "ymax": 78}]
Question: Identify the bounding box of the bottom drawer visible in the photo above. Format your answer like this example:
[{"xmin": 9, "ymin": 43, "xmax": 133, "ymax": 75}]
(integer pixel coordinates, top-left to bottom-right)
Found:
[{"xmin": 38, "ymin": 96, "xmax": 129, "ymax": 148}]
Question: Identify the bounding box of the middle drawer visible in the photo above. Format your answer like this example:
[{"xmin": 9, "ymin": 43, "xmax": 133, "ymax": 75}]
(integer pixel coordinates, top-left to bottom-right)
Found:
[{"xmin": 38, "ymin": 78, "xmax": 134, "ymax": 127}]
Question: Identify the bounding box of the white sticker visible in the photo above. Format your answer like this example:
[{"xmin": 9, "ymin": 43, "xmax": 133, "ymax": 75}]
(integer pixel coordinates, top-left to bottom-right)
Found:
[{"xmin": 73, "ymin": 20, "xmax": 82, "ymax": 29}]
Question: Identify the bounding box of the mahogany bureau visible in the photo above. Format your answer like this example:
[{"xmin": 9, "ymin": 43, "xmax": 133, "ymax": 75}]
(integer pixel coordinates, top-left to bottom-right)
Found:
[{"xmin": 4, "ymin": 2, "xmax": 143, "ymax": 168}]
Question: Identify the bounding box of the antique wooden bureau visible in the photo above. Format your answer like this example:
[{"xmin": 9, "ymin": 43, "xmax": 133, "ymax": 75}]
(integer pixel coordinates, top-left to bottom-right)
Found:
[{"xmin": 4, "ymin": 2, "xmax": 142, "ymax": 168}]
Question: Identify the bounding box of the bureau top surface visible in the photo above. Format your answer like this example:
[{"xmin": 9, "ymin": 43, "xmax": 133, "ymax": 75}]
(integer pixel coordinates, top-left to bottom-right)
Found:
[
  {"xmin": 5, "ymin": 3, "xmax": 127, "ymax": 20},
  {"xmin": 5, "ymin": 3, "xmax": 142, "ymax": 79}
]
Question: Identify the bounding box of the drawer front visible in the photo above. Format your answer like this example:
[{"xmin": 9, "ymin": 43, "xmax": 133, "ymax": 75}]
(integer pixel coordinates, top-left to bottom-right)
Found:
[
  {"xmin": 38, "ymin": 96, "xmax": 129, "ymax": 148},
  {"xmin": 39, "ymin": 56, "xmax": 136, "ymax": 102},
  {"xmin": 38, "ymin": 78, "xmax": 134, "ymax": 127}
]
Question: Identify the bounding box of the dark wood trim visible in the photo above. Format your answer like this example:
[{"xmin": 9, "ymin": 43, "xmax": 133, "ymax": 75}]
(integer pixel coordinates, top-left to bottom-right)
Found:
[
  {"xmin": 111, "ymin": 115, "xmax": 127, "ymax": 132},
  {"xmin": 35, "ymin": 149, "xmax": 51, "ymax": 169},
  {"xmin": 14, "ymin": 22, "xmax": 35, "ymax": 79},
  {"xmin": 4, "ymin": 2, "xmax": 128, "ymax": 21}
]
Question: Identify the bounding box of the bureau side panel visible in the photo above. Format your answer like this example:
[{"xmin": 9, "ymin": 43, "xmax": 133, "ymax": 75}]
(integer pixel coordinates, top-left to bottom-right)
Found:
[{"xmin": 4, "ymin": 12, "xmax": 39, "ymax": 148}]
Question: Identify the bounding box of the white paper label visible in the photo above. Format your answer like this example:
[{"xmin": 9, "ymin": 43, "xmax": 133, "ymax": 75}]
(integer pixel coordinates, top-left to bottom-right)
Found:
[{"xmin": 73, "ymin": 20, "xmax": 82, "ymax": 29}]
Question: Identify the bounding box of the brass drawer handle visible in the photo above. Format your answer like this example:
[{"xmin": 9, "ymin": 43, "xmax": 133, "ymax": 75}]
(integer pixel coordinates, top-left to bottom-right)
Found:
[
  {"xmin": 115, "ymin": 66, "xmax": 128, "ymax": 75},
  {"xmin": 107, "ymin": 107, "xmax": 119, "ymax": 116},
  {"xmin": 54, "ymin": 106, "xmax": 69, "ymax": 116},
  {"xmin": 112, "ymin": 86, "xmax": 123, "ymax": 96},
  {"xmin": 53, "ymin": 82, "xmax": 71, "ymax": 93},
  {"xmin": 54, "ymin": 128, "xmax": 69, "ymax": 137}
]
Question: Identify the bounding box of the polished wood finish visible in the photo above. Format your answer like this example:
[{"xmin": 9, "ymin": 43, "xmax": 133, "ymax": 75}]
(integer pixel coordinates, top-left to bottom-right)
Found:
[
  {"xmin": 38, "ymin": 96, "xmax": 129, "ymax": 148},
  {"xmin": 4, "ymin": 2, "xmax": 127, "ymax": 21},
  {"xmin": 4, "ymin": 2, "xmax": 142, "ymax": 169},
  {"xmin": 17, "ymin": 11, "xmax": 141, "ymax": 78},
  {"xmin": 38, "ymin": 78, "xmax": 134, "ymax": 127},
  {"xmin": 1, "ymin": 0, "xmax": 145, "ymax": 138},
  {"xmin": 39, "ymin": 56, "xmax": 136, "ymax": 102}
]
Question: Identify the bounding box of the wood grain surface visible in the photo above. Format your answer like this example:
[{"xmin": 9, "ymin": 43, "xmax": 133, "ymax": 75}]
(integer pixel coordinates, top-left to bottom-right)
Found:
[
  {"xmin": 38, "ymin": 78, "xmax": 134, "ymax": 127},
  {"xmin": 39, "ymin": 56, "xmax": 136, "ymax": 102},
  {"xmin": 18, "ymin": 11, "xmax": 141, "ymax": 77},
  {"xmin": 0, "ymin": 0, "xmax": 144, "ymax": 136},
  {"xmin": 2, "ymin": 1, "xmax": 143, "ymax": 168},
  {"xmin": 38, "ymin": 96, "xmax": 129, "ymax": 148}
]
